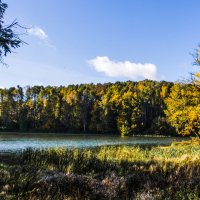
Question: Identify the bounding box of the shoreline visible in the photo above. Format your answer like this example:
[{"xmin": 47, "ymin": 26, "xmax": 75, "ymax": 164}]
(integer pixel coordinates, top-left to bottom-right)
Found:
[{"xmin": 0, "ymin": 131, "xmax": 185, "ymax": 138}]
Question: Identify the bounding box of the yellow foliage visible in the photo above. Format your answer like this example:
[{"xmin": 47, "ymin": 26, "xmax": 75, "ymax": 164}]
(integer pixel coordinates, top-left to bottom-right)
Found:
[
  {"xmin": 65, "ymin": 91, "xmax": 78, "ymax": 104},
  {"xmin": 160, "ymin": 85, "xmax": 168, "ymax": 98},
  {"xmin": 165, "ymin": 83, "xmax": 200, "ymax": 137}
]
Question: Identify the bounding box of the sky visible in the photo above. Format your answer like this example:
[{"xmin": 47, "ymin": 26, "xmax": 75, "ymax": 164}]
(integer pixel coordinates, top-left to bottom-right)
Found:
[{"xmin": 1, "ymin": 0, "xmax": 200, "ymax": 87}]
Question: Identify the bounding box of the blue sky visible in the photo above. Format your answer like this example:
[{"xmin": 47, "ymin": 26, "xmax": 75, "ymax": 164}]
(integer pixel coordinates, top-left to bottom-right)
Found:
[{"xmin": 1, "ymin": 0, "xmax": 200, "ymax": 87}]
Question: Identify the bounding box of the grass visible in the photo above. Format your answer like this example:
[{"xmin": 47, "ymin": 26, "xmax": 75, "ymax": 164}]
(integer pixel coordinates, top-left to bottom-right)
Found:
[{"xmin": 0, "ymin": 141, "xmax": 200, "ymax": 199}]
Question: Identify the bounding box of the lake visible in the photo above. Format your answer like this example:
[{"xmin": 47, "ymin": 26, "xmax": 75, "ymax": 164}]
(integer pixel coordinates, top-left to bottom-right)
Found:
[{"xmin": 0, "ymin": 133, "xmax": 188, "ymax": 152}]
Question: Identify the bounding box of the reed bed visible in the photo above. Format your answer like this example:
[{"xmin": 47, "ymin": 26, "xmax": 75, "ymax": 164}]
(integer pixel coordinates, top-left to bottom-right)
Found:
[{"xmin": 0, "ymin": 141, "xmax": 200, "ymax": 199}]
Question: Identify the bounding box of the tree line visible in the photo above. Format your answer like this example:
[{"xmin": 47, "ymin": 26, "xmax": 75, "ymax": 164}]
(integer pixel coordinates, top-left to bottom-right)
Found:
[
  {"xmin": 0, "ymin": 80, "xmax": 173, "ymax": 135},
  {"xmin": 1, "ymin": 0, "xmax": 200, "ymax": 137},
  {"xmin": 0, "ymin": 80, "xmax": 200, "ymax": 137}
]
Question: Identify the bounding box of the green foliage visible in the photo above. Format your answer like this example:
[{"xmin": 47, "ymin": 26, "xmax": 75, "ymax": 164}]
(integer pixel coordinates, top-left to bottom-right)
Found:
[
  {"xmin": 0, "ymin": 80, "xmax": 174, "ymax": 136},
  {"xmin": 2, "ymin": 79, "xmax": 199, "ymax": 137},
  {"xmin": 0, "ymin": 0, "xmax": 24, "ymax": 64}
]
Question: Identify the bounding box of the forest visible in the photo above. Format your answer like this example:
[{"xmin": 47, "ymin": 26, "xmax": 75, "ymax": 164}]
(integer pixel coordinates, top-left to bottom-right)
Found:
[
  {"xmin": 1, "ymin": 1, "xmax": 200, "ymax": 198},
  {"xmin": 0, "ymin": 79, "xmax": 199, "ymax": 137},
  {"xmin": 1, "ymin": 0, "xmax": 200, "ymax": 138}
]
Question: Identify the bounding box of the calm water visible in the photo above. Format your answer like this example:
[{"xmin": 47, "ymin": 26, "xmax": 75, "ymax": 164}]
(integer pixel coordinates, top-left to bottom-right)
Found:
[{"xmin": 0, "ymin": 133, "xmax": 187, "ymax": 152}]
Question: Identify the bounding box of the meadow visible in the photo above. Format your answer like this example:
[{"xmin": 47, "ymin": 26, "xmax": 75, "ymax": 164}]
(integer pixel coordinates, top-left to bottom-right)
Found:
[{"xmin": 0, "ymin": 140, "xmax": 200, "ymax": 199}]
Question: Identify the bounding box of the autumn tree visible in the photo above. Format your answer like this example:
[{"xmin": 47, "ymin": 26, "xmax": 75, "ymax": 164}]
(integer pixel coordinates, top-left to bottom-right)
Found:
[
  {"xmin": 165, "ymin": 83, "xmax": 200, "ymax": 138},
  {"xmin": 164, "ymin": 45, "xmax": 200, "ymax": 138},
  {"xmin": 0, "ymin": 81, "xmax": 174, "ymax": 135}
]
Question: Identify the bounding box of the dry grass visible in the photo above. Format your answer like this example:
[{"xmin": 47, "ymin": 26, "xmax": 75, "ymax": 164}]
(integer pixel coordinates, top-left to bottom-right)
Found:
[{"xmin": 0, "ymin": 142, "xmax": 200, "ymax": 199}]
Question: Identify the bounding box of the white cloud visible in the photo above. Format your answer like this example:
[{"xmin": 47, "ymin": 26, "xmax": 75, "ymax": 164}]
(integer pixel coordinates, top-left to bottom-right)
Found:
[
  {"xmin": 88, "ymin": 56, "xmax": 158, "ymax": 80},
  {"xmin": 28, "ymin": 26, "xmax": 48, "ymax": 40},
  {"xmin": 28, "ymin": 26, "xmax": 56, "ymax": 49}
]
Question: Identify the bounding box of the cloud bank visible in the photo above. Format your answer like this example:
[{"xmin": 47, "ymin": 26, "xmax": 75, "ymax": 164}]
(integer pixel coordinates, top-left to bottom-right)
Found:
[
  {"xmin": 88, "ymin": 56, "xmax": 157, "ymax": 80},
  {"xmin": 28, "ymin": 26, "xmax": 48, "ymax": 40}
]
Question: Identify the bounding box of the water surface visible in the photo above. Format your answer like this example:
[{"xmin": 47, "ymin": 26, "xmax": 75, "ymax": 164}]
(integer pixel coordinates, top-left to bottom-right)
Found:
[{"xmin": 0, "ymin": 133, "xmax": 187, "ymax": 152}]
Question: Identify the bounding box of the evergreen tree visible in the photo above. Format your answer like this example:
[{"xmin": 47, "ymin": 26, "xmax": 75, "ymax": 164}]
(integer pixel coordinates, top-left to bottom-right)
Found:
[{"xmin": 0, "ymin": 0, "xmax": 24, "ymax": 64}]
